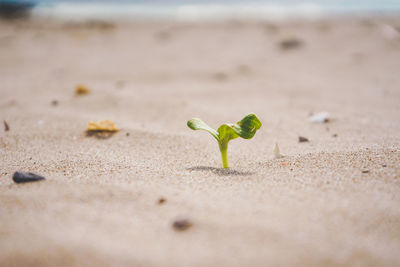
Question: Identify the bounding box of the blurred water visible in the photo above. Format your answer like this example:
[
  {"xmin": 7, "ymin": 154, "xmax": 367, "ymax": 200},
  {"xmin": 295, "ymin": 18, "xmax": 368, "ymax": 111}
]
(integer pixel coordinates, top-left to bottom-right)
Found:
[{"xmin": 9, "ymin": 0, "xmax": 400, "ymax": 21}]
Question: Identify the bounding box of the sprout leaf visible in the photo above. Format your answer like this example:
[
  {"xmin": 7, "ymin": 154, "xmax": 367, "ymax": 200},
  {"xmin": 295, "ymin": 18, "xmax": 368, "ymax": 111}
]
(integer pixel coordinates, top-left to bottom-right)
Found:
[
  {"xmin": 187, "ymin": 114, "xmax": 262, "ymax": 168},
  {"xmin": 218, "ymin": 114, "xmax": 262, "ymax": 141},
  {"xmin": 187, "ymin": 118, "xmax": 219, "ymax": 141}
]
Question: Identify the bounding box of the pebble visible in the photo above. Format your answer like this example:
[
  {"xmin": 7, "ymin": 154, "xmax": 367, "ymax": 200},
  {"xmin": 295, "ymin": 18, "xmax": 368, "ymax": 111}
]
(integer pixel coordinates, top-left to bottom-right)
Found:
[
  {"xmin": 115, "ymin": 80, "xmax": 126, "ymax": 88},
  {"xmin": 12, "ymin": 171, "xmax": 46, "ymax": 183},
  {"xmin": 3, "ymin": 120, "xmax": 9, "ymax": 131},
  {"xmin": 75, "ymin": 85, "xmax": 91, "ymax": 96},
  {"xmin": 172, "ymin": 217, "xmax": 193, "ymax": 231},
  {"xmin": 155, "ymin": 30, "xmax": 170, "ymax": 41},
  {"xmin": 298, "ymin": 136, "xmax": 309, "ymax": 143},
  {"xmin": 158, "ymin": 197, "xmax": 166, "ymax": 205},
  {"xmin": 279, "ymin": 38, "xmax": 303, "ymax": 50},
  {"xmin": 362, "ymin": 170, "xmax": 370, "ymax": 174},
  {"xmin": 213, "ymin": 72, "xmax": 228, "ymax": 81}
]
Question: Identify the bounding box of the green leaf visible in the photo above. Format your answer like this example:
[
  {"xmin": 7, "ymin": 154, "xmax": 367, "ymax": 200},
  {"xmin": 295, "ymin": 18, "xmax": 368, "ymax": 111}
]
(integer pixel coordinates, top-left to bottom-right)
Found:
[
  {"xmin": 187, "ymin": 118, "xmax": 219, "ymax": 141},
  {"xmin": 217, "ymin": 124, "xmax": 239, "ymax": 143},
  {"xmin": 217, "ymin": 114, "xmax": 262, "ymax": 142},
  {"xmin": 232, "ymin": 113, "xmax": 262, "ymax": 139}
]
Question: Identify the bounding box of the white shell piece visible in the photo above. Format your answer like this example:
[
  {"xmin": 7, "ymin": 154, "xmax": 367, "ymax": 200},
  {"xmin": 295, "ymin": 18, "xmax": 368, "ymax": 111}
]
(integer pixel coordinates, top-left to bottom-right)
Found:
[
  {"xmin": 274, "ymin": 142, "xmax": 283, "ymax": 159},
  {"xmin": 308, "ymin": 112, "xmax": 330, "ymax": 123}
]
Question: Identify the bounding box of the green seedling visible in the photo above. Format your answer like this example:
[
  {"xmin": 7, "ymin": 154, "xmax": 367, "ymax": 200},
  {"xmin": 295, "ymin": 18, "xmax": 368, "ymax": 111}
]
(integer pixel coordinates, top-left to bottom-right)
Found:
[{"xmin": 187, "ymin": 114, "xmax": 262, "ymax": 168}]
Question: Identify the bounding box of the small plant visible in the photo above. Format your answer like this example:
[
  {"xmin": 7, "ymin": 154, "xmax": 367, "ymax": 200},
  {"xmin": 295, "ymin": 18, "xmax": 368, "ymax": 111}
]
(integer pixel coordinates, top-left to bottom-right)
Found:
[{"xmin": 187, "ymin": 114, "xmax": 262, "ymax": 168}]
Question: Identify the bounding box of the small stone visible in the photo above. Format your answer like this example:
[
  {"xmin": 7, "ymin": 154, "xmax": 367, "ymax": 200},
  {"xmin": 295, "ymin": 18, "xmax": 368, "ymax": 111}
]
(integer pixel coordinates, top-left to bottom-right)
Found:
[
  {"xmin": 298, "ymin": 136, "xmax": 309, "ymax": 143},
  {"xmin": 12, "ymin": 171, "xmax": 45, "ymax": 183},
  {"xmin": 158, "ymin": 197, "xmax": 166, "ymax": 205},
  {"xmin": 236, "ymin": 64, "xmax": 251, "ymax": 75},
  {"xmin": 265, "ymin": 23, "xmax": 279, "ymax": 32},
  {"xmin": 213, "ymin": 72, "xmax": 228, "ymax": 81},
  {"xmin": 279, "ymin": 38, "xmax": 303, "ymax": 50},
  {"xmin": 126, "ymin": 132, "xmax": 130, "ymax": 137},
  {"xmin": 115, "ymin": 80, "xmax": 126, "ymax": 88},
  {"xmin": 51, "ymin": 100, "xmax": 59, "ymax": 106},
  {"xmin": 3, "ymin": 120, "xmax": 10, "ymax": 132},
  {"xmin": 75, "ymin": 85, "xmax": 91, "ymax": 96},
  {"xmin": 362, "ymin": 170, "xmax": 370, "ymax": 174},
  {"xmin": 382, "ymin": 164, "xmax": 387, "ymax": 167},
  {"xmin": 332, "ymin": 133, "xmax": 338, "ymax": 138},
  {"xmin": 172, "ymin": 218, "xmax": 193, "ymax": 231},
  {"xmin": 155, "ymin": 30, "xmax": 170, "ymax": 41},
  {"xmin": 85, "ymin": 120, "xmax": 119, "ymax": 139}
]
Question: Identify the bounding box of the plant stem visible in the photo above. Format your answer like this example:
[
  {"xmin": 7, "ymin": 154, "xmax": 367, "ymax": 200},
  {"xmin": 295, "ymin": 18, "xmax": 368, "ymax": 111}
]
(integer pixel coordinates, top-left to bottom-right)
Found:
[{"xmin": 219, "ymin": 142, "xmax": 229, "ymax": 168}]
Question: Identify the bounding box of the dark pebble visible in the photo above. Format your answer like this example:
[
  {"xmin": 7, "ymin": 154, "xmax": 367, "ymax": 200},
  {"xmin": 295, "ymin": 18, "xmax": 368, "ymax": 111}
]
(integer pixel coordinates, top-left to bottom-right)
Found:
[
  {"xmin": 213, "ymin": 72, "xmax": 228, "ymax": 81},
  {"xmin": 155, "ymin": 30, "xmax": 170, "ymax": 41},
  {"xmin": 298, "ymin": 136, "xmax": 309, "ymax": 143},
  {"xmin": 158, "ymin": 197, "xmax": 166, "ymax": 205},
  {"xmin": 362, "ymin": 170, "xmax": 370, "ymax": 174},
  {"xmin": 332, "ymin": 133, "xmax": 338, "ymax": 138},
  {"xmin": 115, "ymin": 80, "xmax": 126, "ymax": 88},
  {"xmin": 265, "ymin": 23, "xmax": 279, "ymax": 32},
  {"xmin": 12, "ymin": 171, "xmax": 45, "ymax": 183},
  {"xmin": 236, "ymin": 64, "xmax": 252, "ymax": 74},
  {"xmin": 172, "ymin": 218, "xmax": 193, "ymax": 231},
  {"xmin": 51, "ymin": 100, "xmax": 59, "ymax": 106},
  {"xmin": 279, "ymin": 38, "xmax": 303, "ymax": 50},
  {"xmin": 126, "ymin": 132, "xmax": 130, "ymax": 137},
  {"xmin": 382, "ymin": 164, "xmax": 387, "ymax": 167},
  {"xmin": 3, "ymin": 120, "xmax": 10, "ymax": 131}
]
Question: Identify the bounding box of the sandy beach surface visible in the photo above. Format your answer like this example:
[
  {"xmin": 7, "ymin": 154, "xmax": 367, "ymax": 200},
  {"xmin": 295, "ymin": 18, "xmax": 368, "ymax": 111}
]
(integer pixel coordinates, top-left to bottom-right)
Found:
[{"xmin": 1, "ymin": 16, "xmax": 400, "ymax": 266}]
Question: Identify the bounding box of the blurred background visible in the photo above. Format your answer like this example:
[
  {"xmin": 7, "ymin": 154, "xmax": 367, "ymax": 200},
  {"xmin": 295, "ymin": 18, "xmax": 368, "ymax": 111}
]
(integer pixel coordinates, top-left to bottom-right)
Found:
[{"xmin": 1, "ymin": 0, "xmax": 400, "ymax": 21}]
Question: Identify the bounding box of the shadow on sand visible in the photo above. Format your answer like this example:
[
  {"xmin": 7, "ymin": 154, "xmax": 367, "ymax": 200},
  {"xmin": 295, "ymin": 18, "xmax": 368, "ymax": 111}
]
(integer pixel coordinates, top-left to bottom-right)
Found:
[{"xmin": 186, "ymin": 166, "xmax": 253, "ymax": 176}]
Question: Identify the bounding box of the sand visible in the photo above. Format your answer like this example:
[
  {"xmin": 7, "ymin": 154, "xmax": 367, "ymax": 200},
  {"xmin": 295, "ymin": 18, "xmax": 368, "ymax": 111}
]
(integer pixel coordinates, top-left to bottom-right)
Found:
[{"xmin": 1, "ymin": 16, "xmax": 400, "ymax": 266}]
